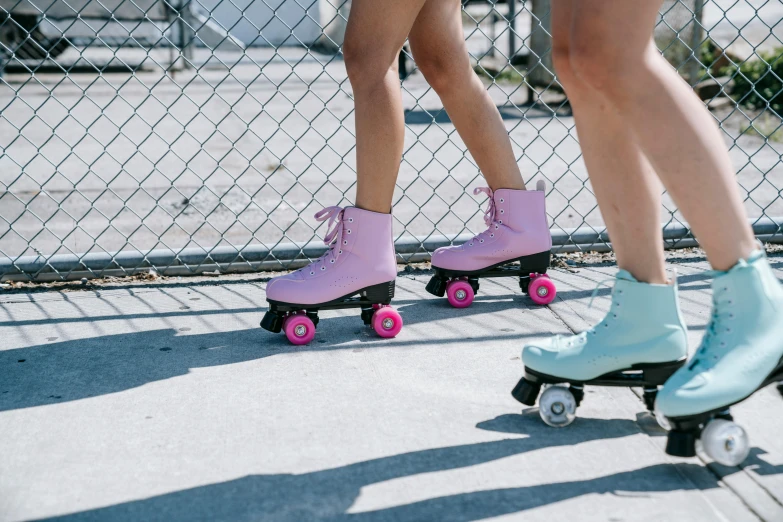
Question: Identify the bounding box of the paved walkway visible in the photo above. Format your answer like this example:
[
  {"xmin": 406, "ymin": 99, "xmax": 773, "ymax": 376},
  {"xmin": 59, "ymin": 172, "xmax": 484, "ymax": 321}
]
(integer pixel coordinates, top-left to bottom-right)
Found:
[{"xmin": 1, "ymin": 256, "xmax": 782, "ymax": 521}]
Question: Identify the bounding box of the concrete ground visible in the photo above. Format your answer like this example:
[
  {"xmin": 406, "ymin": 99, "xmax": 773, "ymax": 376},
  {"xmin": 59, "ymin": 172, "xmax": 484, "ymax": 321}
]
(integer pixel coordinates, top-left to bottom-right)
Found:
[{"xmin": 2, "ymin": 255, "xmax": 782, "ymax": 521}]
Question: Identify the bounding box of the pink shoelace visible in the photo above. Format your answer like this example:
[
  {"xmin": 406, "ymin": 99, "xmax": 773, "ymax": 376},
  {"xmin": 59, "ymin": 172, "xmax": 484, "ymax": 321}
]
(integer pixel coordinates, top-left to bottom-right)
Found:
[
  {"xmin": 466, "ymin": 187, "xmax": 500, "ymax": 246},
  {"xmin": 301, "ymin": 206, "xmax": 346, "ymax": 274},
  {"xmin": 474, "ymin": 187, "xmax": 498, "ymax": 226}
]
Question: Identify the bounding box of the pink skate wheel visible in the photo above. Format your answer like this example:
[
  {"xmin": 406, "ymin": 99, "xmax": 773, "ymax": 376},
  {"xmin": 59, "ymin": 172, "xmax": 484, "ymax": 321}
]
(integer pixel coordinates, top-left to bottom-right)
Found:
[
  {"xmin": 446, "ymin": 279, "xmax": 474, "ymax": 308},
  {"xmin": 284, "ymin": 314, "xmax": 316, "ymax": 345},
  {"xmin": 372, "ymin": 306, "xmax": 403, "ymax": 338},
  {"xmin": 529, "ymin": 275, "xmax": 556, "ymax": 305}
]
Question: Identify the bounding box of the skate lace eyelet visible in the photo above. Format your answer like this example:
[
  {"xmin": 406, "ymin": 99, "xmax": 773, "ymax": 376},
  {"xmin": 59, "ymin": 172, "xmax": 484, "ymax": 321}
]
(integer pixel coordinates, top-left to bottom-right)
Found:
[
  {"xmin": 310, "ymin": 271, "xmax": 314, "ymax": 275},
  {"xmin": 339, "ymin": 250, "xmax": 342, "ymax": 254},
  {"xmin": 499, "ymin": 220, "xmax": 502, "ymax": 224},
  {"xmin": 495, "ymin": 225, "xmax": 499, "ymax": 229},
  {"xmin": 500, "ymin": 198, "xmax": 504, "ymax": 203},
  {"xmin": 330, "ymin": 259, "xmax": 335, "ymax": 263},
  {"xmin": 344, "ymin": 240, "xmax": 348, "ymax": 245},
  {"xmin": 347, "ymin": 229, "xmax": 351, "ymax": 234},
  {"xmin": 500, "ymin": 209, "xmax": 504, "ymax": 214},
  {"xmin": 490, "ymin": 233, "xmax": 494, "ymax": 237},
  {"xmin": 480, "ymin": 239, "xmax": 484, "ymax": 243},
  {"xmin": 349, "ymin": 218, "xmax": 353, "ymax": 222},
  {"xmin": 321, "ymin": 267, "xmax": 326, "ymax": 270}
]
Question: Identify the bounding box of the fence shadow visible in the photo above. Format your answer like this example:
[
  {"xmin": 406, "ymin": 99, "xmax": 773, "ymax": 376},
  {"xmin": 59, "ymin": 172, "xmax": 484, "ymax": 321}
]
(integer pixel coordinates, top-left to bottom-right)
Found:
[
  {"xmin": 35, "ymin": 415, "xmax": 734, "ymax": 522},
  {"xmin": 0, "ymin": 320, "xmax": 547, "ymax": 412}
]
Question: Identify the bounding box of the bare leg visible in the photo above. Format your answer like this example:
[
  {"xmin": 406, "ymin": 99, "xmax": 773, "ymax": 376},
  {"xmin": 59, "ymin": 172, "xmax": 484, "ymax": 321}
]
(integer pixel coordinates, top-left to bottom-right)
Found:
[
  {"xmin": 569, "ymin": 0, "xmax": 756, "ymax": 271},
  {"xmin": 343, "ymin": 0, "xmax": 427, "ymax": 213},
  {"xmin": 552, "ymin": 0, "xmax": 666, "ymax": 283},
  {"xmin": 408, "ymin": 0, "xmax": 525, "ymax": 191}
]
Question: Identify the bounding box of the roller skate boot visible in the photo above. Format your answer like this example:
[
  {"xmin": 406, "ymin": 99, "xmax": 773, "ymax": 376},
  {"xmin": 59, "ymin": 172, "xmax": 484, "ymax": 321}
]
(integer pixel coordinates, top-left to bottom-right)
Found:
[
  {"xmin": 656, "ymin": 250, "xmax": 783, "ymax": 465},
  {"xmin": 512, "ymin": 270, "xmax": 688, "ymax": 427},
  {"xmin": 426, "ymin": 181, "xmax": 555, "ymax": 308},
  {"xmin": 261, "ymin": 206, "xmax": 402, "ymax": 345}
]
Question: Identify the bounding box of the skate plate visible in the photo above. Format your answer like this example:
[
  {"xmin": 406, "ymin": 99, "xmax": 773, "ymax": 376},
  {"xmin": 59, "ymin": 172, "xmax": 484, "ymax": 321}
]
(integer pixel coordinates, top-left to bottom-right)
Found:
[
  {"xmin": 426, "ymin": 250, "xmax": 555, "ymax": 305},
  {"xmin": 261, "ymin": 281, "xmax": 402, "ymax": 344}
]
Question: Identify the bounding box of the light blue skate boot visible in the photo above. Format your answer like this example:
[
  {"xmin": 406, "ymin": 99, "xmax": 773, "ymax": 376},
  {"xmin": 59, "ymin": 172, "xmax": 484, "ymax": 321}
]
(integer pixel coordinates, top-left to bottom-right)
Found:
[
  {"xmin": 656, "ymin": 250, "xmax": 783, "ymax": 465},
  {"xmin": 511, "ymin": 269, "xmax": 688, "ymax": 427}
]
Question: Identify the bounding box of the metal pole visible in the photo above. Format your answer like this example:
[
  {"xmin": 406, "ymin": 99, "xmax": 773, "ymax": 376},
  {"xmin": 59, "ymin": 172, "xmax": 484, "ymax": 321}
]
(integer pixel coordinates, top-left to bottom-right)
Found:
[
  {"xmin": 508, "ymin": 0, "xmax": 517, "ymax": 61},
  {"xmin": 687, "ymin": 0, "xmax": 705, "ymax": 85}
]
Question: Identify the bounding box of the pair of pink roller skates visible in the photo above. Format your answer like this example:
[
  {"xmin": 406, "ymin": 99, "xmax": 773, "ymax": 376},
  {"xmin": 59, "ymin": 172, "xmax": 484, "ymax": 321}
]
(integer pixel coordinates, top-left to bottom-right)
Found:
[{"xmin": 260, "ymin": 184, "xmax": 556, "ymax": 344}]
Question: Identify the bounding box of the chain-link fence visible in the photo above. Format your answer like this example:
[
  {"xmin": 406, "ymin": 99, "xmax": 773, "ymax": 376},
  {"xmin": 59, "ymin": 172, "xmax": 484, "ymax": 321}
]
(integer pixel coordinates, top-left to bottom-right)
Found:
[{"xmin": 1, "ymin": 0, "xmax": 782, "ymax": 281}]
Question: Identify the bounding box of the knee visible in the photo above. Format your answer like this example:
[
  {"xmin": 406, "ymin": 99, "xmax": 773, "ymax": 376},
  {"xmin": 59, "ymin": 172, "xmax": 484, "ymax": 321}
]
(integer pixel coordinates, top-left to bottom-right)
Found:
[
  {"xmin": 412, "ymin": 47, "xmax": 469, "ymax": 98},
  {"xmin": 552, "ymin": 43, "xmax": 579, "ymax": 91},
  {"xmin": 568, "ymin": 34, "xmax": 648, "ymax": 101},
  {"xmin": 343, "ymin": 36, "xmax": 394, "ymax": 94}
]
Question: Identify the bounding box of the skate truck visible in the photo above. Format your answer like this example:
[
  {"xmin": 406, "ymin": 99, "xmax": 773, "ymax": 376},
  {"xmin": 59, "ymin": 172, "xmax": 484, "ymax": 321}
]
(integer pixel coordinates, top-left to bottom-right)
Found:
[{"xmin": 425, "ymin": 181, "xmax": 556, "ymax": 308}]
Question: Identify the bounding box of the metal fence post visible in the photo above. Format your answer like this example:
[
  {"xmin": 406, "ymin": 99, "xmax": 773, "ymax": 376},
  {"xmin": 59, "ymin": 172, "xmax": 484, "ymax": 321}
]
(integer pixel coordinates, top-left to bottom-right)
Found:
[
  {"xmin": 527, "ymin": 0, "xmax": 553, "ymax": 98},
  {"xmin": 508, "ymin": 0, "xmax": 517, "ymax": 60},
  {"xmin": 686, "ymin": 0, "xmax": 705, "ymax": 85}
]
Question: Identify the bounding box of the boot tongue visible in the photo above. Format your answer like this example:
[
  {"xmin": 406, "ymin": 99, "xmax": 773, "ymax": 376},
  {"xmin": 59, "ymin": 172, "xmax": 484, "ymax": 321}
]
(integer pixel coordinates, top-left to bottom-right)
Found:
[
  {"xmin": 615, "ymin": 269, "xmax": 638, "ymax": 283},
  {"xmin": 710, "ymin": 249, "xmax": 765, "ymax": 280}
]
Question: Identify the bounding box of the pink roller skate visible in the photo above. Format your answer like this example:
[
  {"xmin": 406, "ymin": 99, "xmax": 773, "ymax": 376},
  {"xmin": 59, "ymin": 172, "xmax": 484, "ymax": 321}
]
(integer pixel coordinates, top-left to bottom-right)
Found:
[
  {"xmin": 426, "ymin": 181, "xmax": 555, "ymax": 307},
  {"xmin": 261, "ymin": 207, "xmax": 402, "ymax": 345}
]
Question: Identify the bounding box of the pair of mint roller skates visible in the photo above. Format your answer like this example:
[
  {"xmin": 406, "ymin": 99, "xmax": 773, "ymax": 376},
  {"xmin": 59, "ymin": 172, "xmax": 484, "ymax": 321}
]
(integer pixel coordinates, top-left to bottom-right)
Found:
[
  {"xmin": 261, "ymin": 184, "xmax": 557, "ymax": 344},
  {"xmin": 512, "ymin": 252, "xmax": 783, "ymax": 466}
]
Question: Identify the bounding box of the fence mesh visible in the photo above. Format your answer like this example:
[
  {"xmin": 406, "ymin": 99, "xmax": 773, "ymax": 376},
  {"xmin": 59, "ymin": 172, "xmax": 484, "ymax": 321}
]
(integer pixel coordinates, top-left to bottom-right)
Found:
[{"xmin": 1, "ymin": 0, "xmax": 782, "ymax": 281}]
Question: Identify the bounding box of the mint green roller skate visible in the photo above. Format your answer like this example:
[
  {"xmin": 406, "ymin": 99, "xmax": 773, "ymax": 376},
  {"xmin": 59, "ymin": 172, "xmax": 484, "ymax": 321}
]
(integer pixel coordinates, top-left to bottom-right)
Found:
[
  {"xmin": 512, "ymin": 270, "xmax": 688, "ymax": 427},
  {"xmin": 656, "ymin": 251, "xmax": 783, "ymax": 466}
]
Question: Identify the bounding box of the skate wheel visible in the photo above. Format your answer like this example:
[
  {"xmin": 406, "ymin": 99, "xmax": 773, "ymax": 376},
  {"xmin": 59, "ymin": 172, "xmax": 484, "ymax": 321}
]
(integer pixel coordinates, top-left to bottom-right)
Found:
[
  {"xmin": 653, "ymin": 403, "xmax": 672, "ymax": 431},
  {"xmin": 528, "ymin": 276, "xmax": 556, "ymax": 305},
  {"xmin": 538, "ymin": 385, "xmax": 577, "ymax": 427},
  {"xmin": 372, "ymin": 306, "xmax": 403, "ymax": 338},
  {"xmin": 284, "ymin": 314, "xmax": 316, "ymax": 345},
  {"xmin": 698, "ymin": 418, "xmax": 750, "ymax": 466},
  {"xmin": 446, "ymin": 279, "xmax": 474, "ymax": 308}
]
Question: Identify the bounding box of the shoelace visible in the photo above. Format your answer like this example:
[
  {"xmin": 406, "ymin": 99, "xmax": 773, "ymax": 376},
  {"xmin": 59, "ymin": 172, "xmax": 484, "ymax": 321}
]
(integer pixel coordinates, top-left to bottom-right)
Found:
[
  {"xmin": 474, "ymin": 187, "xmax": 497, "ymax": 226},
  {"xmin": 587, "ymin": 277, "xmax": 616, "ymax": 309},
  {"xmin": 301, "ymin": 206, "xmax": 345, "ymax": 274},
  {"xmin": 465, "ymin": 187, "xmax": 500, "ymax": 246},
  {"xmin": 689, "ymin": 280, "xmax": 734, "ymax": 371}
]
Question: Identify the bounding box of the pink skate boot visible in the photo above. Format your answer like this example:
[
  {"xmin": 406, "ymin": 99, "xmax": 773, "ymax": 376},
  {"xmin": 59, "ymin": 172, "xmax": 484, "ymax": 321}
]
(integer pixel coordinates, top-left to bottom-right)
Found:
[
  {"xmin": 261, "ymin": 206, "xmax": 402, "ymax": 345},
  {"xmin": 426, "ymin": 181, "xmax": 555, "ymax": 308}
]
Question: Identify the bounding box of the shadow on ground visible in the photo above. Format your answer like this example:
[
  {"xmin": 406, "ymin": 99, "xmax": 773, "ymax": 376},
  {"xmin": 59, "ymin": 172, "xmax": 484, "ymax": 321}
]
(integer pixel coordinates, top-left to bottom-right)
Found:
[{"xmin": 36, "ymin": 414, "xmax": 753, "ymax": 522}]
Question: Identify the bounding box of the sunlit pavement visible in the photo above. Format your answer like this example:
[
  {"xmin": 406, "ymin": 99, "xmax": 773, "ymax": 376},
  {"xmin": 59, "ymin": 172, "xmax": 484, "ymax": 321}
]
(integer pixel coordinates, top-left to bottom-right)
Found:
[{"xmin": 1, "ymin": 256, "xmax": 782, "ymax": 521}]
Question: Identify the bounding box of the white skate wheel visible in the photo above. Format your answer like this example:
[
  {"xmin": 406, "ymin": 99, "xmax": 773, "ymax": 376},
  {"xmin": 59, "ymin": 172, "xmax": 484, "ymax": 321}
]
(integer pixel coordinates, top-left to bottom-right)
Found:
[
  {"xmin": 698, "ymin": 418, "xmax": 750, "ymax": 466},
  {"xmin": 653, "ymin": 400, "xmax": 671, "ymax": 431},
  {"xmin": 538, "ymin": 385, "xmax": 577, "ymax": 428}
]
